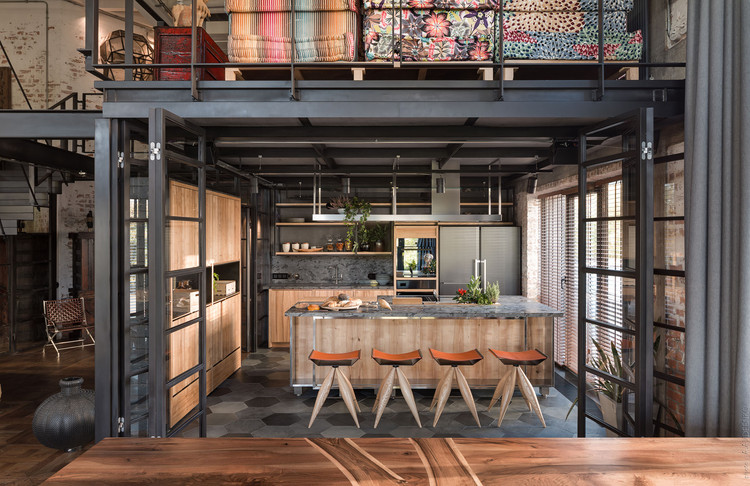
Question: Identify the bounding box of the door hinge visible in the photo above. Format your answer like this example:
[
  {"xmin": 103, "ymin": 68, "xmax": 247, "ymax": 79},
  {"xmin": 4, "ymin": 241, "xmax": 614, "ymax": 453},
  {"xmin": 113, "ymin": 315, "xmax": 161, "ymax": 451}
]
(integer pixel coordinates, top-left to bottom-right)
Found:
[
  {"xmin": 117, "ymin": 416, "xmax": 125, "ymax": 434},
  {"xmin": 117, "ymin": 152, "xmax": 124, "ymax": 169},
  {"xmin": 149, "ymin": 142, "xmax": 161, "ymax": 161},
  {"xmin": 641, "ymin": 141, "xmax": 653, "ymax": 161}
]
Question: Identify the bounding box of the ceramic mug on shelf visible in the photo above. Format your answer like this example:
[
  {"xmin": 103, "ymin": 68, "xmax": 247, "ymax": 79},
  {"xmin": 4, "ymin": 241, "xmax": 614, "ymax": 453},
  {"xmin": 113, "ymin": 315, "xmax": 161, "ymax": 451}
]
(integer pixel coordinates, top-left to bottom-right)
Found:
[
  {"xmin": 291, "ymin": 242, "xmax": 300, "ymax": 251},
  {"xmin": 301, "ymin": 242, "xmax": 310, "ymax": 249},
  {"xmin": 282, "ymin": 242, "xmax": 291, "ymax": 252}
]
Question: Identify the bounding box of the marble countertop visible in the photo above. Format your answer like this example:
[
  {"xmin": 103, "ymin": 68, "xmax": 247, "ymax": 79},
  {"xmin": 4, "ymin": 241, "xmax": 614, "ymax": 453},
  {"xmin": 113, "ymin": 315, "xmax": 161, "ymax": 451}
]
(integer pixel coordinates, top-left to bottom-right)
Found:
[
  {"xmin": 269, "ymin": 282, "xmax": 393, "ymax": 290},
  {"xmin": 285, "ymin": 295, "xmax": 562, "ymax": 319}
]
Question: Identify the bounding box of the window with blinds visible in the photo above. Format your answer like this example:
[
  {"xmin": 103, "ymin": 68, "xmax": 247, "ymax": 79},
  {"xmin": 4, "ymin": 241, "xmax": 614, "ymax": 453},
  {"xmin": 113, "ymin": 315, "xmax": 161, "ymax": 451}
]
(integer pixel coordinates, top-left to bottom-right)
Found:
[{"xmin": 540, "ymin": 193, "xmax": 579, "ymax": 372}]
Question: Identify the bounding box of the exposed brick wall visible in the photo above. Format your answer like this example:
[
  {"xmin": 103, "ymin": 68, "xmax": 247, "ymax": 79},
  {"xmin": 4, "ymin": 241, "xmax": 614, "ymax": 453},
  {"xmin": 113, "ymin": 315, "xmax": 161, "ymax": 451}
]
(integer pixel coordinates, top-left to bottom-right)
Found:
[
  {"xmin": 0, "ymin": 0, "xmax": 150, "ymax": 110},
  {"xmin": 57, "ymin": 181, "xmax": 94, "ymax": 299}
]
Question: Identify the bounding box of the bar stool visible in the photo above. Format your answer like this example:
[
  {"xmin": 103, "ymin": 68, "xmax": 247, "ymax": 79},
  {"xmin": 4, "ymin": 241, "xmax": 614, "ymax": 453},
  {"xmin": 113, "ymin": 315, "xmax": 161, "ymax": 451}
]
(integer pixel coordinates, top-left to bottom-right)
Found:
[
  {"xmin": 487, "ymin": 349, "xmax": 547, "ymax": 428},
  {"xmin": 428, "ymin": 348, "xmax": 483, "ymax": 427},
  {"xmin": 371, "ymin": 349, "xmax": 422, "ymax": 428},
  {"xmin": 308, "ymin": 349, "xmax": 361, "ymax": 428}
]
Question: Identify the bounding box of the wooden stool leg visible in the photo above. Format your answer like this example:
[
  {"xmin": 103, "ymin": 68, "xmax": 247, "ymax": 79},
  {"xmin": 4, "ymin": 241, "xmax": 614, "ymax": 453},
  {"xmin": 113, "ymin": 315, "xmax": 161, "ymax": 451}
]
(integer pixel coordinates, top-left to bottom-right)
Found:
[
  {"xmin": 372, "ymin": 368, "xmax": 389, "ymax": 413},
  {"xmin": 454, "ymin": 367, "xmax": 481, "ymax": 427},
  {"xmin": 488, "ymin": 368, "xmax": 513, "ymax": 411},
  {"xmin": 337, "ymin": 369, "xmax": 361, "ymax": 413},
  {"xmin": 373, "ymin": 367, "xmax": 396, "ymax": 428},
  {"xmin": 336, "ymin": 369, "xmax": 360, "ymax": 428},
  {"xmin": 496, "ymin": 366, "xmax": 517, "ymax": 427},
  {"xmin": 308, "ymin": 367, "xmax": 336, "ymax": 428},
  {"xmin": 430, "ymin": 368, "xmax": 451, "ymax": 411},
  {"xmin": 395, "ymin": 367, "xmax": 421, "ymax": 428},
  {"xmin": 516, "ymin": 367, "xmax": 546, "ymax": 427},
  {"xmin": 432, "ymin": 368, "xmax": 454, "ymax": 427}
]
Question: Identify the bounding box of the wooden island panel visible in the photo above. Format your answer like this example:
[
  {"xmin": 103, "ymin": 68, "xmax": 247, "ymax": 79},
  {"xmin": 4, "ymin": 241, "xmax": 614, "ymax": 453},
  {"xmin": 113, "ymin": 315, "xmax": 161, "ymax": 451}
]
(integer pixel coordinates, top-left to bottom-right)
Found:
[{"xmin": 291, "ymin": 315, "xmax": 553, "ymax": 388}]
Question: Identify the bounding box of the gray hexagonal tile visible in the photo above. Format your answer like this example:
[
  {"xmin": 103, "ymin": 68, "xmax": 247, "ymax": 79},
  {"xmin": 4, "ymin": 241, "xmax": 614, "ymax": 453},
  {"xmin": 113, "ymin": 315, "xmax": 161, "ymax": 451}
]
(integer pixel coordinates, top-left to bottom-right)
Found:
[
  {"xmin": 320, "ymin": 426, "xmax": 365, "ymax": 438},
  {"xmin": 245, "ymin": 396, "xmax": 281, "ymax": 408},
  {"xmin": 209, "ymin": 401, "xmax": 248, "ymax": 414},
  {"xmin": 225, "ymin": 418, "xmax": 265, "ymax": 434},
  {"xmin": 261, "ymin": 412, "xmax": 302, "ymax": 426},
  {"xmin": 207, "ymin": 413, "xmax": 238, "ymax": 426}
]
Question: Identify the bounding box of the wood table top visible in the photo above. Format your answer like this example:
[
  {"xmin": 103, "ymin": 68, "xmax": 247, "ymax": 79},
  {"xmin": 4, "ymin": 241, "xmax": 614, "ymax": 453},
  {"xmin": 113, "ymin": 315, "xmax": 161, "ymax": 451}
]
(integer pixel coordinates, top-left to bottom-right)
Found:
[{"xmin": 44, "ymin": 437, "xmax": 747, "ymax": 485}]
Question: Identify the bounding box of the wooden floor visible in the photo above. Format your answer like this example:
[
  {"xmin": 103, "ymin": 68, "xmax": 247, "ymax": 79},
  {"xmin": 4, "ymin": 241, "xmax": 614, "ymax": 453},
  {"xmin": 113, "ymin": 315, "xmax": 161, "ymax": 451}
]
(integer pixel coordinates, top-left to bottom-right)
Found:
[
  {"xmin": 0, "ymin": 345, "xmax": 95, "ymax": 485},
  {"xmin": 46, "ymin": 437, "xmax": 745, "ymax": 485}
]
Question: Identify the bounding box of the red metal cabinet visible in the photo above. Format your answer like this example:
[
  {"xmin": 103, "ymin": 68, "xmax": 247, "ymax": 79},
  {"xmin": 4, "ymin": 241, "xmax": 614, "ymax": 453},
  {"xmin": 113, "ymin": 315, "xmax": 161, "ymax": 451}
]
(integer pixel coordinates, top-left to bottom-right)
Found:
[{"xmin": 154, "ymin": 27, "xmax": 227, "ymax": 81}]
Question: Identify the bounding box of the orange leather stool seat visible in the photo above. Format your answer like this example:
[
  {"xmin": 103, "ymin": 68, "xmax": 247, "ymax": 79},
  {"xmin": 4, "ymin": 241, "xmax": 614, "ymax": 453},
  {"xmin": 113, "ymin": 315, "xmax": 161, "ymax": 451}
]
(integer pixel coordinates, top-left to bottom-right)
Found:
[
  {"xmin": 429, "ymin": 348, "xmax": 484, "ymax": 366},
  {"xmin": 488, "ymin": 349, "xmax": 547, "ymax": 367},
  {"xmin": 308, "ymin": 349, "xmax": 361, "ymax": 367},
  {"xmin": 372, "ymin": 349, "xmax": 422, "ymax": 366}
]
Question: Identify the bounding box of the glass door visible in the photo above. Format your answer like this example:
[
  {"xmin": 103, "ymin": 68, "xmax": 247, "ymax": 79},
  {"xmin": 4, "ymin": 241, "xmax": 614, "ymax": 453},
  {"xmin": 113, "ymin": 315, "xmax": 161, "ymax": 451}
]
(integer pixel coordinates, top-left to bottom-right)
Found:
[
  {"xmin": 577, "ymin": 108, "xmax": 654, "ymax": 437},
  {"xmin": 148, "ymin": 108, "xmax": 207, "ymax": 438}
]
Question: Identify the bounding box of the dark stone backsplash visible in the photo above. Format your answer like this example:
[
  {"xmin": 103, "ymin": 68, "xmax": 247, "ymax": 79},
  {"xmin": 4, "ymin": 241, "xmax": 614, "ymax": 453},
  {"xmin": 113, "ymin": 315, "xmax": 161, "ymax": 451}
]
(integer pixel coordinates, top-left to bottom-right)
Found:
[{"xmin": 272, "ymin": 255, "xmax": 393, "ymax": 285}]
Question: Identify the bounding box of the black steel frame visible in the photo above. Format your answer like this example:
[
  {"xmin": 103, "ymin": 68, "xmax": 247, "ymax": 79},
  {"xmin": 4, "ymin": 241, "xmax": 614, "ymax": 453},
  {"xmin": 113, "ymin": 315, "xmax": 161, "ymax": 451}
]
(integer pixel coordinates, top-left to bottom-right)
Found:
[
  {"xmin": 577, "ymin": 107, "xmax": 654, "ymax": 437},
  {"xmin": 148, "ymin": 108, "xmax": 208, "ymax": 438}
]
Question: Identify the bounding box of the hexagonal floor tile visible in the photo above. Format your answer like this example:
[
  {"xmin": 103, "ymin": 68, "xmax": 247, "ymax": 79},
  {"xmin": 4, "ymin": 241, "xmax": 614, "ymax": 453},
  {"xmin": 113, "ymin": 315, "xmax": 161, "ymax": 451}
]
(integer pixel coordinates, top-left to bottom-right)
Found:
[
  {"xmin": 320, "ymin": 426, "xmax": 365, "ymax": 438},
  {"xmin": 224, "ymin": 418, "xmax": 266, "ymax": 434},
  {"xmin": 207, "ymin": 413, "xmax": 239, "ymax": 426},
  {"xmin": 245, "ymin": 396, "xmax": 281, "ymax": 408},
  {"xmin": 261, "ymin": 412, "xmax": 303, "ymax": 426},
  {"xmin": 209, "ymin": 401, "xmax": 248, "ymax": 414}
]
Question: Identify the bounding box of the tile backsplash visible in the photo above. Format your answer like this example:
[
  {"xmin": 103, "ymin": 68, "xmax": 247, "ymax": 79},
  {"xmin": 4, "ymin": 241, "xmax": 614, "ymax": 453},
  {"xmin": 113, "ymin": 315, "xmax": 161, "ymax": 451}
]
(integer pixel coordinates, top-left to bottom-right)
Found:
[{"xmin": 272, "ymin": 255, "xmax": 393, "ymax": 285}]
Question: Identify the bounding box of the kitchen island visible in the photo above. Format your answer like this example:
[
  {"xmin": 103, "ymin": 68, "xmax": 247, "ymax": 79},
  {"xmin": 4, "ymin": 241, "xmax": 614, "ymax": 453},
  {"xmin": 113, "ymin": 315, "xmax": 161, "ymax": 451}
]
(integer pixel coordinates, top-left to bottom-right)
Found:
[{"xmin": 286, "ymin": 296, "xmax": 562, "ymax": 395}]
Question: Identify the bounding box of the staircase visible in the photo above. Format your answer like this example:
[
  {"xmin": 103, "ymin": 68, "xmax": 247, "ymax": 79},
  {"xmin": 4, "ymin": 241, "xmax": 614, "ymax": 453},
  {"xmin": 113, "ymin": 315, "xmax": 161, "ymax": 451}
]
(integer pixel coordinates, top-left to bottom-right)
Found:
[{"xmin": 0, "ymin": 164, "xmax": 58, "ymax": 236}]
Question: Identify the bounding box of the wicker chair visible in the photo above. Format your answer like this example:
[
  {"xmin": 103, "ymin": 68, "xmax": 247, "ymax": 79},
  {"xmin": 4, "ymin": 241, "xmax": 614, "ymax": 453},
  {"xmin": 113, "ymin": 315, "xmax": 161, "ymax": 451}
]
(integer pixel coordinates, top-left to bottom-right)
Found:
[{"xmin": 43, "ymin": 297, "xmax": 95, "ymax": 356}]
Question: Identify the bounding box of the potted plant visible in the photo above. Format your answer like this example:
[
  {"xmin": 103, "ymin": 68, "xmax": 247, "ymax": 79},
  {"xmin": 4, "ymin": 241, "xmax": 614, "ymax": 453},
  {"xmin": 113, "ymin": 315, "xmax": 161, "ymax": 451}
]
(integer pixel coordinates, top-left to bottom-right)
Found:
[
  {"xmin": 407, "ymin": 260, "xmax": 417, "ymax": 276},
  {"xmin": 359, "ymin": 227, "xmax": 370, "ymax": 251},
  {"xmin": 369, "ymin": 224, "xmax": 387, "ymax": 252},
  {"xmin": 327, "ymin": 195, "xmax": 350, "ymax": 214},
  {"xmin": 342, "ymin": 197, "xmax": 371, "ymax": 253},
  {"xmin": 453, "ymin": 276, "xmax": 499, "ymax": 305}
]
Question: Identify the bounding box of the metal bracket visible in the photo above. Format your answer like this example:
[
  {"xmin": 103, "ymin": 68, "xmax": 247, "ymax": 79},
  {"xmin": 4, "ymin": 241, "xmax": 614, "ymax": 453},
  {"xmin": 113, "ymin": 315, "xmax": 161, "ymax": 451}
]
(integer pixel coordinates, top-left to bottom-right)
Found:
[
  {"xmin": 149, "ymin": 142, "xmax": 161, "ymax": 161},
  {"xmin": 117, "ymin": 416, "xmax": 125, "ymax": 434},
  {"xmin": 117, "ymin": 151, "xmax": 124, "ymax": 169},
  {"xmin": 641, "ymin": 141, "xmax": 653, "ymax": 161}
]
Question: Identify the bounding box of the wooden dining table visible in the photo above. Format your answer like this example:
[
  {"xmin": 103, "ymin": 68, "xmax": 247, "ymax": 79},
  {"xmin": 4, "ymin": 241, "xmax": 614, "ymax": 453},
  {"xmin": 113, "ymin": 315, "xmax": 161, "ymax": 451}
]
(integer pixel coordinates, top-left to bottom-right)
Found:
[{"xmin": 44, "ymin": 437, "xmax": 747, "ymax": 485}]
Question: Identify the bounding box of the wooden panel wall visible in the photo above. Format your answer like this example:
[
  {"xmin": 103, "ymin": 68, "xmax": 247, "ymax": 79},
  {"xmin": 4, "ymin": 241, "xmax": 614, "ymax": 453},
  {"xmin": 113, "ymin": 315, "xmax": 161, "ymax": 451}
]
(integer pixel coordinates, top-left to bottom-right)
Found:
[
  {"xmin": 0, "ymin": 68, "xmax": 10, "ymax": 109},
  {"xmin": 207, "ymin": 191, "xmax": 241, "ymax": 265},
  {"xmin": 291, "ymin": 315, "xmax": 554, "ymax": 388}
]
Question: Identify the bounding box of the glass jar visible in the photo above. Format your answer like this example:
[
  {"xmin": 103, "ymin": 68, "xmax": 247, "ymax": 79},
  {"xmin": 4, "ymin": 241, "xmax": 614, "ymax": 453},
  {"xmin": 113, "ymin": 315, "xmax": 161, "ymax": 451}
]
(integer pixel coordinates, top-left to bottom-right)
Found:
[
  {"xmin": 335, "ymin": 238, "xmax": 344, "ymax": 252},
  {"xmin": 325, "ymin": 235, "xmax": 334, "ymax": 252}
]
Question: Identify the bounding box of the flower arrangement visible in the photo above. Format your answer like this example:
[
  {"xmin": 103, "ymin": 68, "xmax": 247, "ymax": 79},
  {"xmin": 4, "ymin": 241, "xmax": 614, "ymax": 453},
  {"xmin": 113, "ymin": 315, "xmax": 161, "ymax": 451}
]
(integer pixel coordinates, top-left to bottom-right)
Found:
[{"xmin": 453, "ymin": 276, "xmax": 500, "ymax": 304}]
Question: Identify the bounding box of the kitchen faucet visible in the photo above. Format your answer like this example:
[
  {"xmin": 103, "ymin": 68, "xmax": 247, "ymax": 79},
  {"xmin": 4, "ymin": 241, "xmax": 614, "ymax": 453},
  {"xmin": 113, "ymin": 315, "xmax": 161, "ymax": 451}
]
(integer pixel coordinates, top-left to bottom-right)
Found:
[{"xmin": 329, "ymin": 264, "xmax": 342, "ymax": 285}]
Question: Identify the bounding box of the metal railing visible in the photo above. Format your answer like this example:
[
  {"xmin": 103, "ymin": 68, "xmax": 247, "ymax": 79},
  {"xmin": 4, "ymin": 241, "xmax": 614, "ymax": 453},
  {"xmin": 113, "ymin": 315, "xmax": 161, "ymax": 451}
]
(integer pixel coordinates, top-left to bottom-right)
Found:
[{"xmin": 82, "ymin": 0, "xmax": 686, "ymax": 102}]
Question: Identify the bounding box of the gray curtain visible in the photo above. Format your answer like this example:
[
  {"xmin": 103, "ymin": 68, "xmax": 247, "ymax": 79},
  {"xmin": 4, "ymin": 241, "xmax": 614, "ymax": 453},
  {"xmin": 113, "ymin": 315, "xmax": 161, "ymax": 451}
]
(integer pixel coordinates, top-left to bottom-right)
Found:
[{"xmin": 685, "ymin": 0, "xmax": 750, "ymax": 437}]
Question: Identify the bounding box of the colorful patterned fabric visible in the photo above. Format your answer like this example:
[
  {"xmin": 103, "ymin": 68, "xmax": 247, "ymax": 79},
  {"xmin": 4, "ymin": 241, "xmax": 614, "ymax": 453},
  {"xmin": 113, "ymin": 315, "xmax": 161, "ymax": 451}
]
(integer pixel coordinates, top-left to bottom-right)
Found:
[
  {"xmin": 501, "ymin": 0, "xmax": 634, "ymax": 11},
  {"xmin": 502, "ymin": 10, "xmax": 628, "ymax": 34},
  {"xmin": 364, "ymin": 9, "xmax": 495, "ymax": 38},
  {"xmin": 228, "ymin": 11, "xmax": 358, "ymax": 62},
  {"xmin": 363, "ymin": 0, "xmax": 498, "ymax": 10},
  {"xmin": 501, "ymin": 29, "xmax": 642, "ymax": 60},
  {"xmin": 225, "ymin": 0, "xmax": 357, "ymax": 13},
  {"xmin": 365, "ymin": 33, "xmax": 493, "ymax": 60}
]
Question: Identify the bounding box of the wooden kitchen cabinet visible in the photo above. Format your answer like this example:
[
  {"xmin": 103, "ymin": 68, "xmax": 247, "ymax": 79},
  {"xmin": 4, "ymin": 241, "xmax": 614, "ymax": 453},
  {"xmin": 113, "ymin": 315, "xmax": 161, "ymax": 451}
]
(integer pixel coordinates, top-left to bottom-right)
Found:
[
  {"xmin": 168, "ymin": 181, "xmax": 241, "ymax": 427},
  {"xmin": 269, "ymin": 288, "xmax": 395, "ymax": 347}
]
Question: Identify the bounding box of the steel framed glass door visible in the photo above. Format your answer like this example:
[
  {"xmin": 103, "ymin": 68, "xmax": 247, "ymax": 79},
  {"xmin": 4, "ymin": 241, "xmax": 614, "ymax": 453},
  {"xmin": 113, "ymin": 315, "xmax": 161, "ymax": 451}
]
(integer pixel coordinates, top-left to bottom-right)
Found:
[
  {"xmin": 148, "ymin": 108, "xmax": 207, "ymax": 438},
  {"xmin": 577, "ymin": 108, "xmax": 654, "ymax": 437}
]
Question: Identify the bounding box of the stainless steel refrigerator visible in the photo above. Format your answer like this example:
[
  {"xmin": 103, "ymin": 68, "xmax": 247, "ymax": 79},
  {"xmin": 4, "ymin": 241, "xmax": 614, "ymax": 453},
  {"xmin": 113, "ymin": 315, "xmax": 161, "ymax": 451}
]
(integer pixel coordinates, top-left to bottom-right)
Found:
[{"xmin": 439, "ymin": 226, "xmax": 521, "ymax": 296}]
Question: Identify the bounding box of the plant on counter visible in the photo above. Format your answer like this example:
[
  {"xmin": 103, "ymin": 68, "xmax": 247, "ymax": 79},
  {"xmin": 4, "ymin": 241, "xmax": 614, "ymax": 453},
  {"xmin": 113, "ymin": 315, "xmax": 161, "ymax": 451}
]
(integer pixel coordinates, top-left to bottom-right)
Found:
[
  {"xmin": 343, "ymin": 197, "xmax": 372, "ymax": 253},
  {"xmin": 368, "ymin": 223, "xmax": 387, "ymax": 247},
  {"xmin": 213, "ymin": 272, "xmax": 220, "ymax": 292},
  {"xmin": 407, "ymin": 260, "xmax": 417, "ymax": 275},
  {"xmin": 453, "ymin": 275, "xmax": 499, "ymax": 305}
]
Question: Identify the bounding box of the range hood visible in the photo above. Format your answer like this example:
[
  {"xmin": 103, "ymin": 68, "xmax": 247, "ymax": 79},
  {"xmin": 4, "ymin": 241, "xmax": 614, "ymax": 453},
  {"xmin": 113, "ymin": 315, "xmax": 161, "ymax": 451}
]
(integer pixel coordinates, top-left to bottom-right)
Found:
[{"xmin": 311, "ymin": 161, "xmax": 503, "ymax": 222}]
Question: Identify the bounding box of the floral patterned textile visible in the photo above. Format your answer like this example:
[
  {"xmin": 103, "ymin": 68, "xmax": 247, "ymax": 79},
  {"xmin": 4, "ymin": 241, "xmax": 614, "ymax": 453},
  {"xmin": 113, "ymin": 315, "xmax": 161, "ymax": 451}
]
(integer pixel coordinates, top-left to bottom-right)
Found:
[
  {"xmin": 501, "ymin": 0, "xmax": 634, "ymax": 11},
  {"xmin": 363, "ymin": 0, "xmax": 498, "ymax": 10},
  {"xmin": 364, "ymin": 9, "xmax": 495, "ymax": 60},
  {"xmin": 364, "ymin": 9, "xmax": 495, "ymax": 37},
  {"xmin": 501, "ymin": 29, "xmax": 642, "ymax": 60},
  {"xmin": 502, "ymin": 10, "xmax": 628, "ymax": 34}
]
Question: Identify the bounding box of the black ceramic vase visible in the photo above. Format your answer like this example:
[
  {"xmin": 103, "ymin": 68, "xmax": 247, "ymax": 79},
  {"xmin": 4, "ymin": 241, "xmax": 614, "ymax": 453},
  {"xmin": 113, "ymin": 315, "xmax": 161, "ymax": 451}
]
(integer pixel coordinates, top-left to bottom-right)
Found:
[{"xmin": 32, "ymin": 377, "xmax": 95, "ymax": 452}]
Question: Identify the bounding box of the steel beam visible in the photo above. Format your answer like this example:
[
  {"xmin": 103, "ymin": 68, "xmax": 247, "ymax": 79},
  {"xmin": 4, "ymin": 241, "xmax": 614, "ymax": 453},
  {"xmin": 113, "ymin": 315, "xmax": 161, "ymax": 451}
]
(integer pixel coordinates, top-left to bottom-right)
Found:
[
  {"xmin": 0, "ymin": 139, "xmax": 95, "ymax": 174},
  {"xmin": 233, "ymin": 164, "xmax": 543, "ymax": 176},
  {"xmin": 219, "ymin": 146, "xmax": 553, "ymax": 159},
  {"xmin": 0, "ymin": 111, "xmax": 100, "ymax": 139}
]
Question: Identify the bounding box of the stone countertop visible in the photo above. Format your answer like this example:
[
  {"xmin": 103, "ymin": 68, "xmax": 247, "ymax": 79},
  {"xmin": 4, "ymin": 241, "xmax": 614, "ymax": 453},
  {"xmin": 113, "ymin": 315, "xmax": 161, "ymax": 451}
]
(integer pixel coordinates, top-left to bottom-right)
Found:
[
  {"xmin": 285, "ymin": 295, "xmax": 562, "ymax": 319},
  {"xmin": 268, "ymin": 282, "xmax": 393, "ymax": 290}
]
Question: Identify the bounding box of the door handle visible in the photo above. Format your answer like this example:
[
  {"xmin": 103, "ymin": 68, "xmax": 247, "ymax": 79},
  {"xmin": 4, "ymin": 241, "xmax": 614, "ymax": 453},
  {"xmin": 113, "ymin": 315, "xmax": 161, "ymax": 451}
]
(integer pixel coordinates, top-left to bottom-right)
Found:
[
  {"xmin": 481, "ymin": 260, "xmax": 487, "ymax": 291},
  {"xmin": 473, "ymin": 259, "xmax": 479, "ymax": 278}
]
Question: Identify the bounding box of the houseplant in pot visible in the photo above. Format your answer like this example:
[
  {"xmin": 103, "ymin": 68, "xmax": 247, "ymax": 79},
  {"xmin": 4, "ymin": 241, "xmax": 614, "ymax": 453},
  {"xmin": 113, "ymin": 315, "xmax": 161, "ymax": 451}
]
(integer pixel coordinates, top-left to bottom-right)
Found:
[
  {"xmin": 369, "ymin": 224, "xmax": 387, "ymax": 252},
  {"xmin": 342, "ymin": 197, "xmax": 371, "ymax": 253}
]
